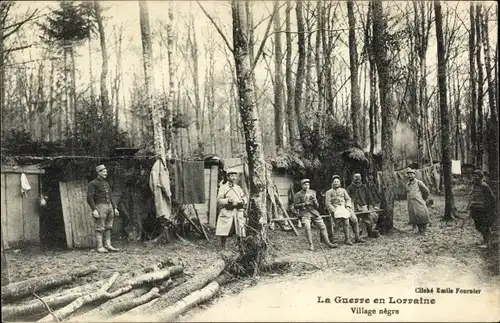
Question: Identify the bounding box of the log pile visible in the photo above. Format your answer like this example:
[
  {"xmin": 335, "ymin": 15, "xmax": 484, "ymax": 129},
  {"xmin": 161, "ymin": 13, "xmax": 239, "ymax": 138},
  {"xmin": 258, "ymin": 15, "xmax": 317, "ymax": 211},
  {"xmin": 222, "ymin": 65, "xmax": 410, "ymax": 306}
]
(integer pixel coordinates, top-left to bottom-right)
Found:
[{"xmin": 1, "ymin": 258, "xmax": 236, "ymax": 323}]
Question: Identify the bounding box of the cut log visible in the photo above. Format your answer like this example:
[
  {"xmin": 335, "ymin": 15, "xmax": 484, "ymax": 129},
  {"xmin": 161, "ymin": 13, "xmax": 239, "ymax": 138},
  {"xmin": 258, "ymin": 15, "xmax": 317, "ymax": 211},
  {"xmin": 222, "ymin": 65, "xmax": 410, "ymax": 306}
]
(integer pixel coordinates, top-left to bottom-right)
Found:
[
  {"xmin": 153, "ymin": 273, "xmax": 232, "ymax": 322},
  {"xmin": 122, "ymin": 265, "xmax": 183, "ymax": 288},
  {"xmin": 1, "ymin": 266, "xmax": 98, "ymax": 302},
  {"xmin": 68, "ymin": 286, "xmax": 152, "ymax": 322},
  {"xmin": 110, "ymin": 274, "xmax": 189, "ymax": 322},
  {"xmin": 37, "ymin": 272, "xmax": 121, "ymax": 322},
  {"xmin": 109, "ymin": 260, "xmax": 174, "ymax": 292},
  {"xmin": 116, "ymin": 260, "xmax": 225, "ymax": 319}
]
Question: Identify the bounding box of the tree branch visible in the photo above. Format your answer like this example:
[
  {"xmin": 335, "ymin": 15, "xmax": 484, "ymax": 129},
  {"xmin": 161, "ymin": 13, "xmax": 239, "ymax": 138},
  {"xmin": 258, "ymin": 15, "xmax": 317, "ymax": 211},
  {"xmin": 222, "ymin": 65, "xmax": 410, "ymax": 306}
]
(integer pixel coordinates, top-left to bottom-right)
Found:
[
  {"xmin": 3, "ymin": 9, "xmax": 41, "ymax": 40},
  {"xmin": 251, "ymin": 6, "xmax": 277, "ymax": 70},
  {"xmin": 197, "ymin": 1, "xmax": 233, "ymax": 53}
]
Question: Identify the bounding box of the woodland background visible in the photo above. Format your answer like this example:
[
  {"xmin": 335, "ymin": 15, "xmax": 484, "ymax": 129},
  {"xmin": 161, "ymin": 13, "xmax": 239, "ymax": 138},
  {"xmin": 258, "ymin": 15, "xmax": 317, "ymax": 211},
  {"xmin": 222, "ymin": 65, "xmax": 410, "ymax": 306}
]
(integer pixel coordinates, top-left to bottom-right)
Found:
[{"xmin": 0, "ymin": 1, "xmax": 498, "ymax": 174}]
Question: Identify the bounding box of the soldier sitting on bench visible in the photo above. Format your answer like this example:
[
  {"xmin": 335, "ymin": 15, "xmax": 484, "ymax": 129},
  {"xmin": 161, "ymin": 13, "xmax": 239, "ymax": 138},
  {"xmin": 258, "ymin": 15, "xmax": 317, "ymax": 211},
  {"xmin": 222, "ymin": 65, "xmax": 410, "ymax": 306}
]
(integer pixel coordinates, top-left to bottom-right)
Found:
[{"xmin": 346, "ymin": 173, "xmax": 381, "ymax": 238}]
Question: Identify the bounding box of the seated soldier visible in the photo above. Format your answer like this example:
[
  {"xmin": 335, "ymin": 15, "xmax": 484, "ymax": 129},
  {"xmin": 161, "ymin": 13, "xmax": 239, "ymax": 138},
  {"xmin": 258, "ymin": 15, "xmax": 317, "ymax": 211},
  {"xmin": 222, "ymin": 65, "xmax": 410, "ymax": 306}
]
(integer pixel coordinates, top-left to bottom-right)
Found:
[
  {"xmin": 293, "ymin": 179, "xmax": 338, "ymax": 251},
  {"xmin": 325, "ymin": 175, "xmax": 366, "ymax": 245},
  {"xmin": 346, "ymin": 173, "xmax": 381, "ymax": 238}
]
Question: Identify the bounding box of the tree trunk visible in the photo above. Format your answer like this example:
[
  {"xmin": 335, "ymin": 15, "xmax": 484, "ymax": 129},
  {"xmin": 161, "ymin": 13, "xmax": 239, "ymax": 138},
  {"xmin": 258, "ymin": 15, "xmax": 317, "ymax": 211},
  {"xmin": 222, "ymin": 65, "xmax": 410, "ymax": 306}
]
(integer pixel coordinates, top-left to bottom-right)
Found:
[
  {"xmin": 1, "ymin": 238, "xmax": 8, "ymax": 286},
  {"xmin": 475, "ymin": 4, "xmax": 484, "ymax": 169},
  {"xmin": 435, "ymin": 0, "xmax": 456, "ymax": 221},
  {"xmin": 294, "ymin": 0, "xmax": 308, "ymax": 150},
  {"xmin": 231, "ymin": 0, "xmax": 268, "ymax": 236},
  {"xmin": 94, "ymin": 0, "xmax": 110, "ymax": 121},
  {"xmin": 0, "ymin": 3, "xmax": 6, "ymax": 134},
  {"xmin": 166, "ymin": 2, "xmax": 175, "ymax": 158},
  {"xmin": 371, "ymin": 0, "xmax": 394, "ymax": 233},
  {"xmin": 139, "ymin": 1, "xmax": 166, "ymax": 162},
  {"xmin": 285, "ymin": 0, "xmax": 301, "ymax": 152},
  {"xmin": 153, "ymin": 274, "xmax": 231, "ymax": 322},
  {"xmin": 273, "ymin": 0, "xmax": 285, "ymax": 153},
  {"xmin": 468, "ymin": 3, "xmax": 477, "ymax": 165},
  {"xmin": 347, "ymin": 0, "xmax": 361, "ymax": 146},
  {"xmin": 188, "ymin": 15, "xmax": 203, "ymax": 153},
  {"xmin": 480, "ymin": 7, "xmax": 499, "ymax": 182},
  {"xmin": 1, "ymin": 266, "xmax": 98, "ymax": 302}
]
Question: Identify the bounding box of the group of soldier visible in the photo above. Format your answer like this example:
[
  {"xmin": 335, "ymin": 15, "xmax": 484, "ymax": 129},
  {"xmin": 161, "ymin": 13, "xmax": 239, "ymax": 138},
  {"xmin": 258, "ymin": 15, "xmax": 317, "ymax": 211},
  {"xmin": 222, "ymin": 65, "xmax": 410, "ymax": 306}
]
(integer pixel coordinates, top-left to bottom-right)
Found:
[{"xmin": 86, "ymin": 163, "xmax": 497, "ymax": 252}]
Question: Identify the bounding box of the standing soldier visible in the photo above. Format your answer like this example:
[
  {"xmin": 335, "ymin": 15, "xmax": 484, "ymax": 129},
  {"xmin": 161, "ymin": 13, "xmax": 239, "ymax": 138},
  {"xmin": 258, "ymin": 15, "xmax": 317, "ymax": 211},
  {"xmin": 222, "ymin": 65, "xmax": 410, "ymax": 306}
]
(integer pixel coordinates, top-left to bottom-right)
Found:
[
  {"xmin": 294, "ymin": 179, "xmax": 338, "ymax": 251},
  {"xmin": 325, "ymin": 175, "xmax": 366, "ymax": 245},
  {"xmin": 216, "ymin": 171, "xmax": 247, "ymax": 250},
  {"xmin": 87, "ymin": 165, "xmax": 120, "ymax": 253},
  {"xmin": 469, "ymin": 169, "xmax": 496, "ymax": 248},
  {"xmin": 347, "ymin": 173, "xmax": 380, "ymax": 238},
  {"xmin": 405, "ymin": 168, "xmax": 430, "ymax": 235}
]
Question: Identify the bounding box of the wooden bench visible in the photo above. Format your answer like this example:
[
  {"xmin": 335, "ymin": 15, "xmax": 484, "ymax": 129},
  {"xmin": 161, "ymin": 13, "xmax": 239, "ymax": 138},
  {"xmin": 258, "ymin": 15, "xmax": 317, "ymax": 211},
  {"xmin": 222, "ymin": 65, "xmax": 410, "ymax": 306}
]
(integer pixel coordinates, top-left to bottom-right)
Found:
[{"xmin": 270, "ymin": 209, "xmax": 385, "ymax": 222}]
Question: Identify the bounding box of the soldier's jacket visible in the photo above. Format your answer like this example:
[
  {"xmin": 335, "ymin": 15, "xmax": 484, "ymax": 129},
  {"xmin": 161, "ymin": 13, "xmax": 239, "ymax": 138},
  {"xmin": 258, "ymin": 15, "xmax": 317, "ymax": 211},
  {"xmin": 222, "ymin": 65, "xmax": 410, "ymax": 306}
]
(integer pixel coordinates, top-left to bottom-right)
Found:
[{"xmin": 293, "ymin": 189, "xmax": 320, "ymax": 217}]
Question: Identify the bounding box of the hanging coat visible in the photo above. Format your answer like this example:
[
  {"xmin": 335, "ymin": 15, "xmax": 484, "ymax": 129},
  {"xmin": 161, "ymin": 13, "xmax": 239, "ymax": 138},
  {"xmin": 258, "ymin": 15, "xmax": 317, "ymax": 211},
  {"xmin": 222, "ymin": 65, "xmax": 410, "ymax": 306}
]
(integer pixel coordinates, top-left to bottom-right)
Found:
[
  {"xmin": 406, "ymin": 179, "xmax": 430, "ymax": 225},
  {"xmin": 215, "ymin": 183, "xmax": 247, "ymax": 237},
  {"xmin": 149, "ymin": 159, "xmax": 173, "ymax": 221}
]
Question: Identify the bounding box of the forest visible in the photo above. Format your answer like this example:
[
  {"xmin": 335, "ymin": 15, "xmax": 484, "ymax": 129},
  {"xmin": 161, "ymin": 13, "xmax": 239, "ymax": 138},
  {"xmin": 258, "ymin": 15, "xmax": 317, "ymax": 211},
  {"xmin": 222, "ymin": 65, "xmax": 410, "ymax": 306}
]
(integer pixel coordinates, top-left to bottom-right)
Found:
[{"xmin": 1, "ymin": 1, "xmax": 499, "ymax": 321}]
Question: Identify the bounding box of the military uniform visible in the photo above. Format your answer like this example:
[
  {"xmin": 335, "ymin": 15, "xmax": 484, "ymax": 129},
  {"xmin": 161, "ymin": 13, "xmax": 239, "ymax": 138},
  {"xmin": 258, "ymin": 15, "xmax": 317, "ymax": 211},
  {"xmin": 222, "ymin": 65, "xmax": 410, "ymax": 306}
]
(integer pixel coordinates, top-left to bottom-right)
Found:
[
  {"xmin": 87, "ymin": 165, "xmax": 119, "ymax": 253},
  {"xmin": 216, "ymin": 182, "xmax": 247, "ymax": 237}
]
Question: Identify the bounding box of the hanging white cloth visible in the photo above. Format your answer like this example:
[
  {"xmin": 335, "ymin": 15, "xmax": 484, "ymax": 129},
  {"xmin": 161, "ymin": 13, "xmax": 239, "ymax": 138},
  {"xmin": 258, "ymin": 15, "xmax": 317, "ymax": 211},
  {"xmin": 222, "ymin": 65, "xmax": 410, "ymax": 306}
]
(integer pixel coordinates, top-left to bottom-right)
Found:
[
  {"xmin": 20, "ymin": 173, "xmax": 31, "ymax": 196},
  {"xmin": 451, "ymin": 160, "xmax": 461, "ymax": 175}
]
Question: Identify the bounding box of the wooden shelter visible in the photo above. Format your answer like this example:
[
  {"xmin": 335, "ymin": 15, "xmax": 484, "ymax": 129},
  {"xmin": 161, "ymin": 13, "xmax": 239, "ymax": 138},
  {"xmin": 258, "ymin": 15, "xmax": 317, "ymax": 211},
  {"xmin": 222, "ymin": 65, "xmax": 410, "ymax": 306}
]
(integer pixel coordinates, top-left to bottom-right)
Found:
[{"xmin": 1, "ymin": 165, "xmax": 45, "ymax": 249}]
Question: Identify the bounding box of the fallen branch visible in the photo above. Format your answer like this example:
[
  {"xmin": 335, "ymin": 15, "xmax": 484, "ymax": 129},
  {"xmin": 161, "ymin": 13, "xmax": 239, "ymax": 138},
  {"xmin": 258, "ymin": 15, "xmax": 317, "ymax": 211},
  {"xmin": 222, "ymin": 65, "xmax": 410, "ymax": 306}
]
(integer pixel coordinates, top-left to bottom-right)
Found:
[
  {"xmin": 117, "ymin": 259, "xmax": 226, "ymax": 319},
  {"xmin": 1, "ymin": 266, "xmax": 98, "ymax": 302},
  {"xmin": 153, "ymin": 273, "xmax": 232, "ymax": 322},
  {"xmin": 32, "ymin": 293, "xmax": 60, "ymax": 322},
  {"xmin": 122, "ymin": 265, "xmax": 184, "ymax": 288},
  {"xmin": 109, "ymin": 260, "xmax": 174, "ymax": 292},
  {"xmin": 1, "ymin": 277, "xmax": 110, "ymax": 320},
  {"xmin": 106, "ymin": 275, "xmax": 188, "ymax": 322},
  {"xmin": 37, "ymin": 272, "xmax": 121, "ymax": 322},
  {"xmin": 68, "ymin": 286, "xmax": 151, "ymax": 322}
]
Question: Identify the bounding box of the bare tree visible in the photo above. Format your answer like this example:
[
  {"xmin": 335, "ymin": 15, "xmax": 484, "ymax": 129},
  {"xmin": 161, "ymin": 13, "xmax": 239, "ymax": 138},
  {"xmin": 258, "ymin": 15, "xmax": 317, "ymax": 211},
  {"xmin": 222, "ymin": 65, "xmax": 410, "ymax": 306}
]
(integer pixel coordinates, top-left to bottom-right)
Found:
[
  {"xmin": 371, "ymin": 0, "xmax": 395, "ymax": 233},
  {"xmin": 94, "ymin": 0, "xmax": 110, "ymax": 120},
  {"xmin": 347, "ymin": 0, "xmax": 361, "ymax": 146},
  {"xmin": 273, "ymin": 0, "xmax": 284, "ymax": 153},
  {"xmin": 231, "ymin": 0, "xmax": 268, "ymax": 262},
  {"xmin": 468, "ymin": 3, "xmax": 477, "ymax": 165},
  {"xmin": 475, "ymin": 4, "xmax": 484, "ymax": 169},
  {"xmin": 165, "ymin": 2, "xmax": 175, "ymax": 158},
  {"xmin": 285, "ymin": 0, "xmax": 301, "ymax": 152},
  {"xmin": 435, "ymin": 0, "xmax": 456, "ymax": 221},
  {"xmin": 294, "ymin": 0, "xmax": 307, "ymax": 150},
  {"xmin": 480, "ymin": 6, "xmax": 499, "ymax": 182},
  {"xmin": 139, "ymin": 0, "xmax": 166, "ymax": 162}
]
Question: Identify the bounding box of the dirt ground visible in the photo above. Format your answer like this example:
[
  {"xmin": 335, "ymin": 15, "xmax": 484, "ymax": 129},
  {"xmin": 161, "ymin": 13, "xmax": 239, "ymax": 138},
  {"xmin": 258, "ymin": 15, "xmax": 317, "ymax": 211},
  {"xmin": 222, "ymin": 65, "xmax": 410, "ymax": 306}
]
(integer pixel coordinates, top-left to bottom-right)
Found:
[{"xmin": 3, "ymin": 188, "xmax": 499, "ymax": 321}]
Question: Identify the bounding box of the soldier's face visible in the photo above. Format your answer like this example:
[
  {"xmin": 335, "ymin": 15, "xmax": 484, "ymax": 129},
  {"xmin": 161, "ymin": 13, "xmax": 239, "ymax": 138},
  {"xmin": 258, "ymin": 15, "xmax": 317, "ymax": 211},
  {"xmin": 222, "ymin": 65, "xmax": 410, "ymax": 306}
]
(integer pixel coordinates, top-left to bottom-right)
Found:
[
  {"xmin": 98, "ymin": 169, "xmax": 108, "ymax": 178},
  {"xmin": 407, "ymin": 172, "xmax": 415, "ymax": 180},
  {"xmin": 302, "ymin": 182, "xmax": 310, "ymax": 190},
  {"xmin": 332, "ymin": 179, "xmax": 341, "ymax": 187},
  {"xmin": 228, "ymin": 174, "xmax": 238, "ymax": 182},
  {"xmin": 353, "ymin": 174, "xmax": 361, "ymax": 183}
]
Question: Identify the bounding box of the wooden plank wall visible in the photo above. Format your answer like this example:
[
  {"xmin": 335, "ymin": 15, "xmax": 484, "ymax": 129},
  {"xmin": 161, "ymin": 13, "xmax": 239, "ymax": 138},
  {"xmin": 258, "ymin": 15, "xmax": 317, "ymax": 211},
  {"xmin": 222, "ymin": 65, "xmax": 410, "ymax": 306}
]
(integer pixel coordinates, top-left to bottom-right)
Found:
[
  {"xmin": 193, "ymin": 169, "xmax": 211, "ymax": 224},
  {"xmin": 272, "ymin": 173, "xmax": 294, "ymax": 211},
  {"xmin": 1, "ymin": 174, "xmax": 8, "ymax": 249},
  {"xmin": 1, "ymin": 172, "xmax": 43, "ymax": 248},
  {"xmin": 59, "ymin": 180, "xmax": 95, "ymax": 249}
]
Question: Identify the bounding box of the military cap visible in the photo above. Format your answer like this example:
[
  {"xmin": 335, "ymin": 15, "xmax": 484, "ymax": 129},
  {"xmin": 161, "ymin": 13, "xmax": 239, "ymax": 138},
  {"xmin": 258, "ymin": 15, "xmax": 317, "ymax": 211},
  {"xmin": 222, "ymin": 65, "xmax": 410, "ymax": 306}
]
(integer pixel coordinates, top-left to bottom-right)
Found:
[
  {"xmin": 95, "ymin": 165, "xmax": 106, "ymax": 172},
  {"xmin": 300, "ymin": 179, "xmax": 310, "ymax": 185}
]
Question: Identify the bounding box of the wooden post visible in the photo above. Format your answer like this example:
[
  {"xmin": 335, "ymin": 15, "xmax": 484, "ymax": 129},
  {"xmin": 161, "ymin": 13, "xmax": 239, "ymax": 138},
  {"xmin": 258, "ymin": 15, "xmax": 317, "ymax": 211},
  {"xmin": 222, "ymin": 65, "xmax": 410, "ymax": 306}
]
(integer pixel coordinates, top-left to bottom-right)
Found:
[
  {"xmin": 208, "ymin": 165, "xmax": 218, "ymax": 228},
  {"xmin": 1, "ymin": 237, "xmax": 8, "ymax": 286}
]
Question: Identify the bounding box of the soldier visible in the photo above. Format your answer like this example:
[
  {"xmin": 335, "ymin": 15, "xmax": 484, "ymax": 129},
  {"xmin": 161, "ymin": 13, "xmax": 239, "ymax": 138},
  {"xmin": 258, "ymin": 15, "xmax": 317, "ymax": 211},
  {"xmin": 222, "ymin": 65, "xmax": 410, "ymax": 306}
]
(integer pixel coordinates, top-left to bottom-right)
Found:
[
  {"xmin": 469, "ymin": 169, "xmax": 496, "ymax": 248},
  {"xmin": 294, "ymin": 179, "xmax": 338, "ymax": 251},
  {"xmin": 87, "ymin": 165, "xmax": 120, "ymax": 253},
  {"xmin": 325, "ymin": 175, "xmax": 366, "ymax": 245},
  {"xmin": 405, "ymin": 168, "xmax": 430, "ymax": 235},
  {"xmin": 216, "ymin": 171, "xmax": 247, "ymax": 250},
  {"xmin": 346, "ymin": 173, "xmax": 380, "ymax": 238}
]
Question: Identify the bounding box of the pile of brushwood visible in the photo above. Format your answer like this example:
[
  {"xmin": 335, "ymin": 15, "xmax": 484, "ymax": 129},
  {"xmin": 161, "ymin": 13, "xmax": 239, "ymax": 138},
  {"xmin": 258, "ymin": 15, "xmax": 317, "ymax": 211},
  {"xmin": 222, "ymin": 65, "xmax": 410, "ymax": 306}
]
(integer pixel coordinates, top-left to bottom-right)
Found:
[
  {"xmin": 0, "ymin": 255, "xmax": 252, "ymax": 322},
  {"xmin": 0, "ymin": 245, "xmax": 295, "ymax": 323}
]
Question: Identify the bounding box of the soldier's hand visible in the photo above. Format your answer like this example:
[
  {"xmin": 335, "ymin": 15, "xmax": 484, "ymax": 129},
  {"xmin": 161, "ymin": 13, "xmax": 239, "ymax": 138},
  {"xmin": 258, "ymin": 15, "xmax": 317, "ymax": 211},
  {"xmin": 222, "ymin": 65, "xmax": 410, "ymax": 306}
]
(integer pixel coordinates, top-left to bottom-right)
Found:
[
  {"xmin": 114, "ymin": 208, "xmax": 120, "ymax": 216},
  {"xmin": 91, "ymin": 209, "xmax": 99, "ymax": 219},
  {"xmin": 228, "ymin": 198, "xmax": 235, "ymax": 204}
]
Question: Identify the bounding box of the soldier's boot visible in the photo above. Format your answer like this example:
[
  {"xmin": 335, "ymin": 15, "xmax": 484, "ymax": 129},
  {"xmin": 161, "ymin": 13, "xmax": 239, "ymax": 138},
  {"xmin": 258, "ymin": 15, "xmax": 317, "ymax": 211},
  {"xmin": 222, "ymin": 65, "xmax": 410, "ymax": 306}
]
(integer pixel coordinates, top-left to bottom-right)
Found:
[
  {"xmin": 304, "ymin": 222, "xmax": 314, "ymax": 251},
  {"xmin": 319, "ymin": 228, "xmax": 338, "ymax": 248},
  {"xmin": 103, "ymin": 230, "xmax": 119, "ymax": 252},
  {"xmin": 96, "ymin": 232, "xmax": 108, "ymax": 253},
  {"xmin": 343, "ymin": 221, "xmax": 353, "ymax": 245},
  {"xmin": 350, "ymin": 220, "xmax": 366, "ymax": 243}
]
